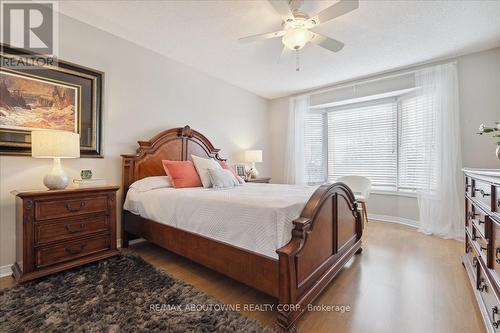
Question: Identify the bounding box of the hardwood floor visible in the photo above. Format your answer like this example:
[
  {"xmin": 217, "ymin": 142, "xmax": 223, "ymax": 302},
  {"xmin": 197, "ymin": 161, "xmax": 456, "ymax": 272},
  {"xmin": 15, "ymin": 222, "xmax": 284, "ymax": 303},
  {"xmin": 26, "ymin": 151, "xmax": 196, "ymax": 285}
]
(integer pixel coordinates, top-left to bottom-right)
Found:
[{"xmin": 0, "ymin": 221, "xmax": 485, "ymax": 333}]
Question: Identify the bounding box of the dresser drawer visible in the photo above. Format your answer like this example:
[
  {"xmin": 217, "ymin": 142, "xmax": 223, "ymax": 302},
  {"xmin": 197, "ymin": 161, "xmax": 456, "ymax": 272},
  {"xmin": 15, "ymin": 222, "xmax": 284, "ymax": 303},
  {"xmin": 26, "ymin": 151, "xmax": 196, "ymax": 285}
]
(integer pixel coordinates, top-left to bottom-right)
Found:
[
  {"xmin": 35, "ymin": 195, "xmax": 108, "ymax": 220},
  {"xmin": 495, "ymin": 186, "xmax": 500, "ymax": 217},
  {"xmin": 35, "ymin": 215, "xmax": 109, "ymax": 245},
  {"xmin": 474, "ymin": 180, "xmax": 493, "ymax": 210},
  {"xmin": 465, "ymin": 176, "xmax": 473, "ymax": 197},
  {"xmin": 478, "ymin": 262, "xmax": 500, "ymax": 331},
  {"xmin": 466, "ymin": 233, "xmax": 479, "ymax": 280},
  {"xmin": 492, "ymin": 220, "xmax": 500, "ymax": 280},
  {"xmin": 472, "ymin": 224, "xmax": 489, "ymax": 261},
  {"xmin": 35, "ymin": 234, "xmax": 110, "ymax": 268},
  {"xmin": 468, "ymin": 202, "xmax": 488, "ymax": 238}
]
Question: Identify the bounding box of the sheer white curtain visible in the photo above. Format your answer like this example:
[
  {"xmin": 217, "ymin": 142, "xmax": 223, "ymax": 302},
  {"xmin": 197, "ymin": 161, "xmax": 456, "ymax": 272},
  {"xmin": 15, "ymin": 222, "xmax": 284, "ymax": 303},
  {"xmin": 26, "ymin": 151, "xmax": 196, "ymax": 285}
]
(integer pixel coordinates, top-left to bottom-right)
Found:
[
  {"xmin": 284, "ymin": 95, "xmax": 309, "ymax": 185},
  {"xmin": 416, "ymin": 62, "xmax": 463, "ymax": 239}
]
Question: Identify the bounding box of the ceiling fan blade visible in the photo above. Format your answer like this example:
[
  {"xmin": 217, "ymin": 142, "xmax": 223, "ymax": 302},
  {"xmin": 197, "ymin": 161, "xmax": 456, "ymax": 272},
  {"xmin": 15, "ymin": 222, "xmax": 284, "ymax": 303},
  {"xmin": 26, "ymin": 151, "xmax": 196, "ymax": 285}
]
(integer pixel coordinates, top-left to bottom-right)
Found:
[
  {"xmin": 268, "ymin": 0, "xmax": 295, "ymax": 22},
  {"xmin": 309, "ymin": 0, "xmax": 359, "ymax": 25},
  {"xmin": 310, "ymin": 32, "xmax": 345, "ymax": 52},
  {"xmin": 238, "ymin": 30, "xmax": 286, "ymax": 44}
]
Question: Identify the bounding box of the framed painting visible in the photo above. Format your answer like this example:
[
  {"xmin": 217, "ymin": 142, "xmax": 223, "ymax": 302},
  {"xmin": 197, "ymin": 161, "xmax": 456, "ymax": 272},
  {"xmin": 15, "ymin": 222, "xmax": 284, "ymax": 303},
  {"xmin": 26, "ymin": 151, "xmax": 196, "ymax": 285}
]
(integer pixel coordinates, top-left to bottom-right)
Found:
[{"xmin": 0, "ymin": 44, "xmax": 103, "ymax": 157}]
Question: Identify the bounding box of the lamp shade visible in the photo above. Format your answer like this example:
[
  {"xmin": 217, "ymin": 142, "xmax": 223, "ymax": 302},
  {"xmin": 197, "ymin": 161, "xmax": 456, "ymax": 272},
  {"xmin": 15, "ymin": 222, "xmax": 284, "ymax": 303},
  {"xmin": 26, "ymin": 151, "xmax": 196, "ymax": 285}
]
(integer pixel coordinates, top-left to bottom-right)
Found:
[
  {"xmin": 31, "ymin": 130, "xmax": 80, "ymax": 158},
  {"xmin": 244, "ymin": 150, "xmax": 263, "ymax": 163}
]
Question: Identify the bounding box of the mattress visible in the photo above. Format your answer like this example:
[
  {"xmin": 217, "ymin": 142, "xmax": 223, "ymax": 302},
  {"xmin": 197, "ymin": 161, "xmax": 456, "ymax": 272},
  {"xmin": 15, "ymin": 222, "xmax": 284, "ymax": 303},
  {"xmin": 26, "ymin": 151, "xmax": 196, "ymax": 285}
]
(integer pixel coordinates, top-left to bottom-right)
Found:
[{"xmin": 123, "ymin": 183, "xmax": 317, "ymax": 259}]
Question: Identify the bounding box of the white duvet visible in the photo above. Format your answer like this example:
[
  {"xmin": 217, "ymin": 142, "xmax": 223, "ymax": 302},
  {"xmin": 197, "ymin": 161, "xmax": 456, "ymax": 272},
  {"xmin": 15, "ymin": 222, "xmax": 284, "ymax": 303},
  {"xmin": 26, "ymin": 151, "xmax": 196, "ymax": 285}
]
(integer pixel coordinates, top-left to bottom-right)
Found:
[{"xmin": 123, "ymin": 183, "xmax": 318, "ymax": 259}]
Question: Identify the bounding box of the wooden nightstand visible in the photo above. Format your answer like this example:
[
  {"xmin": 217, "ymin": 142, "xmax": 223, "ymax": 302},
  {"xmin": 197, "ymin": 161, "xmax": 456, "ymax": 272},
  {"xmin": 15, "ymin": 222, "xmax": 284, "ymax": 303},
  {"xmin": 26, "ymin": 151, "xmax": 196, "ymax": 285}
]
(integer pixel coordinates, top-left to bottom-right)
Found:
[
  {"xmin": 11, "ymin": 186, "xmax": 120, "ymax": 283},
  {"xmin": 245, "ymin": 177, "xmax": 271, "ymax": 184}
]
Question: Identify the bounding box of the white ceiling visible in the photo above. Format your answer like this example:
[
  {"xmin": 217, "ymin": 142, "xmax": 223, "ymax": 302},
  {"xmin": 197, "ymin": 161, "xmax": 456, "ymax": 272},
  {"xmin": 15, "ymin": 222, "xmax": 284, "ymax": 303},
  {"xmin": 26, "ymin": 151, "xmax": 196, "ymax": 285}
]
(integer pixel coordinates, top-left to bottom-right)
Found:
[{"xmin": 57, "ymin": 0, "xmax": 500, "ymax": 99}]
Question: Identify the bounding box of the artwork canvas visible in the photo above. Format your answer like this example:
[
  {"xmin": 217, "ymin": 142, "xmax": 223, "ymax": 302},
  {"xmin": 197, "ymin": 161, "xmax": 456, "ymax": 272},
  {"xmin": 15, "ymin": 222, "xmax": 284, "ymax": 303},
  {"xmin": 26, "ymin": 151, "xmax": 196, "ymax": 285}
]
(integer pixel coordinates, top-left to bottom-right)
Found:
[
  {"xmin": 0, "ymin": 44, "xmax": 103, "ymax": 157},
  {"xmin": 0, "ymin": 70, "xmax": 78, "ymax": 132}
]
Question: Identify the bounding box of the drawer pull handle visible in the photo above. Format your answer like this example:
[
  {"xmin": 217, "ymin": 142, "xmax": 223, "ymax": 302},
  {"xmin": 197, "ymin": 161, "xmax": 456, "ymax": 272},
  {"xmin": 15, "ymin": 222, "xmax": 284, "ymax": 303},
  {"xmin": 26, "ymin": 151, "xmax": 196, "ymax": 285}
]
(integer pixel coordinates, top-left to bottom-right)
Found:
[
  {"xmin": 481, "ymin": 245, "xmax": 488, "ymax": 252},
  {"xmin": 478, "ymin": 219, "xmax": 485, "ymax": 225},
  {"xmin": 478, "ymin": 278, "xmax": 488, "ymax": 292},
  {"xmin": 65, "ymin": 223, "xmax": 86, "ymax": 233},
  {"xmin": 493, "ymin": 307, "xmax": 500, "ymax": 329},
  {"xmin": 64, "ymin": 243, "xmax": 87, "ymax": 255},
  {"xmin": 480, "ymin": 189, "xmax": 490, "ymax": 197},
  {"xmin": 64, "ymin": 202, "xmax": 85, "ymax": 212},
  {"xmin": 467, "ymin": 211, "xmax": 479, "ymax": 220}
]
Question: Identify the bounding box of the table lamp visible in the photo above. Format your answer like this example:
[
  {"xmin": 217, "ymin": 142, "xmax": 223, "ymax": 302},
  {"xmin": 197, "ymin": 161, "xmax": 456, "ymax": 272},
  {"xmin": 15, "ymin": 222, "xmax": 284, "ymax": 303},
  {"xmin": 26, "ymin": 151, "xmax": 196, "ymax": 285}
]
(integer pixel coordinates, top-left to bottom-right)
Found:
[
  {"xmin": 244, "ymin": 150, "xmax": 262, "ymax": 178},
  {"xmin": 31, "ymin": 130, "xmax": 80, "ymax": 190}
]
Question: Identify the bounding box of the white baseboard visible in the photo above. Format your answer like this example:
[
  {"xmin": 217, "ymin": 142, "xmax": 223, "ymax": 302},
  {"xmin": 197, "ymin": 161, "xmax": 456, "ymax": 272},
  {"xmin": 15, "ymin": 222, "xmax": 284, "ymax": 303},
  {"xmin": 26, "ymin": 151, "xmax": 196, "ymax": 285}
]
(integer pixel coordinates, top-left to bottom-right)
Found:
[
  {"xmin": 0, "ymin": 264, "xmax": 12, "ymax": 278},
  {"xmin": 368, "ymin": 213, "xmax": 419, "ymax": 228}
]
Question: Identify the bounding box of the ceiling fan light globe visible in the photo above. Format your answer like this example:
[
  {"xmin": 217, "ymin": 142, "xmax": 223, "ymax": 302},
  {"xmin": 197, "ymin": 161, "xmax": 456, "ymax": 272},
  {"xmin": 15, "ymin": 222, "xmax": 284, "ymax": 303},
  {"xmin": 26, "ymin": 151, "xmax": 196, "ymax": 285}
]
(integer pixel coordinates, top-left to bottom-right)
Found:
[{"xmin": 282, "ymin": 28, "xmax": 311, "ymax": 51}]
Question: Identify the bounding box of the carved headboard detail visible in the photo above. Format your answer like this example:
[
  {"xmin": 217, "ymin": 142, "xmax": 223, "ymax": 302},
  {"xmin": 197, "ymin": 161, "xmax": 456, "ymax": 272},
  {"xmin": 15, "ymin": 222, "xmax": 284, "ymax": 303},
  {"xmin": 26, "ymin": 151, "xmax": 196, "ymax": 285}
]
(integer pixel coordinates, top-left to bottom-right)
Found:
[{"xmin": 121, "ymin": 125, "xmax": 224, "ymax": 193}]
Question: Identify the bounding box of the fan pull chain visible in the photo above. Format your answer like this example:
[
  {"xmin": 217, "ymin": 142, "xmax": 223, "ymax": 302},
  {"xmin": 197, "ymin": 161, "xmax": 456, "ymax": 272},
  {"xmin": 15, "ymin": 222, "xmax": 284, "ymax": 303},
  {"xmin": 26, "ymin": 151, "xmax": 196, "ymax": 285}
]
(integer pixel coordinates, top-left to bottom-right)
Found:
[{"xmin": 295, "ymin": 50, "xmax": 300, "ymax": 71}]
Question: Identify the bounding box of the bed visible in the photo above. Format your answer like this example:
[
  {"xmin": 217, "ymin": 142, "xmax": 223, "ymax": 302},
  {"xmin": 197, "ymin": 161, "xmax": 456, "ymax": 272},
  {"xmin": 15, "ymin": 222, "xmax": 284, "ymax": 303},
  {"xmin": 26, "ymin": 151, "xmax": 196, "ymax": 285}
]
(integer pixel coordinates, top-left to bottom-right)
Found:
[{"xmin": 121, "ymin": 126, "xmax": 363, "ymax": 332}]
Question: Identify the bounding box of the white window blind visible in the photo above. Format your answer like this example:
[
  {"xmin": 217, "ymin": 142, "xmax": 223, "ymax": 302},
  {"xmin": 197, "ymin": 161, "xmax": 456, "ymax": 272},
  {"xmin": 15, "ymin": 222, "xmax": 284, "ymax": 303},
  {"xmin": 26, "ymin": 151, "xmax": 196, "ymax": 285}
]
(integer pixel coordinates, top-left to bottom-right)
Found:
[
  {"xmin": 304, "ymin": 112, "xmax": 326, "ymax": 184},
  {"xmin": 326, "ymin": 101, "xmax": 397, "ymax": 189},
  {"xmin": 302, "ymin": 92, "xmax": 436, "ymax": 192},
  {"xmin": 398, "ymin": 95, "xmax": 437, "ymax": 190}
]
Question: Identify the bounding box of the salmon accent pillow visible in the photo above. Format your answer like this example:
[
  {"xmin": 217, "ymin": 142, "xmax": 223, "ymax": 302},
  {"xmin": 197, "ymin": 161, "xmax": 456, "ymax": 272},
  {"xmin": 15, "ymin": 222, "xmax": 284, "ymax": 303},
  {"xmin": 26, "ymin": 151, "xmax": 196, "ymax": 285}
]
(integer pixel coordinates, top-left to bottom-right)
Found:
[
  {"xmin": 161, "ymin": 160, "xmax": 202, "ymax": 188},
  {"xmin": 219, "ymin": 161, "xmax": 245, "ymax": 184}
]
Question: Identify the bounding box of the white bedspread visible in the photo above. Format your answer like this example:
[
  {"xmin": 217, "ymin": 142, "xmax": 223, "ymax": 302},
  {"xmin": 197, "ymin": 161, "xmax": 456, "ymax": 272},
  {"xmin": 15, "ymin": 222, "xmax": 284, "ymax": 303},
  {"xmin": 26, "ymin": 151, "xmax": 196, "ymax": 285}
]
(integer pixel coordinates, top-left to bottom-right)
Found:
[{"xmin": 123, "ymin": 183, "xmax": 317, "ymax": 259}]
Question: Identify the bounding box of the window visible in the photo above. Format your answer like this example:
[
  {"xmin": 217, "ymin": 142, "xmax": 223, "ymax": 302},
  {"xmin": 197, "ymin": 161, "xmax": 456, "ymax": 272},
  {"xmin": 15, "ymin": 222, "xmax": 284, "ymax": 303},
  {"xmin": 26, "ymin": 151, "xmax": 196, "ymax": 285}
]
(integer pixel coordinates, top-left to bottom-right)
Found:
[
  {"xmin": 327, "ymin": 100, "xmax": 397, "ymax": 189},
  {"xmin": 304, "ymin": 112, "xmax": 326, "ymax": 184},
  {"xmin": 398, "ymin": 94, "xmax": 437, "ymax": 191},
  {"xmin": 304, "ymin": 94, "xmax": 434, "ymax": 193}
]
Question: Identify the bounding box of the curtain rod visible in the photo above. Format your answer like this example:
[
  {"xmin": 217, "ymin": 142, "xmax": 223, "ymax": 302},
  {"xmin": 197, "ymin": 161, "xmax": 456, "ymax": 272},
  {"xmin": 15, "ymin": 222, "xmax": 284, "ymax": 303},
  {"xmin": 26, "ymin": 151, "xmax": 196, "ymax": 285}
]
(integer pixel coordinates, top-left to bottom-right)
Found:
[{"xmin": 293, "ymin": 57, "xmax": 458, "ymax": 98}]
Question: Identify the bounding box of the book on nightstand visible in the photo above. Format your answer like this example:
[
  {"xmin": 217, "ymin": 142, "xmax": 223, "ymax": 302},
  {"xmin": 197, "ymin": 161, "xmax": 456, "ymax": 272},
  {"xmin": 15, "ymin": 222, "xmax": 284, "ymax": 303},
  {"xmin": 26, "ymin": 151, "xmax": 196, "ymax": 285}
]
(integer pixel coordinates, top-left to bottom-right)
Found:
[{"xmin": 73, "ymin": 178, "xmax": 107, "ymax": 188}]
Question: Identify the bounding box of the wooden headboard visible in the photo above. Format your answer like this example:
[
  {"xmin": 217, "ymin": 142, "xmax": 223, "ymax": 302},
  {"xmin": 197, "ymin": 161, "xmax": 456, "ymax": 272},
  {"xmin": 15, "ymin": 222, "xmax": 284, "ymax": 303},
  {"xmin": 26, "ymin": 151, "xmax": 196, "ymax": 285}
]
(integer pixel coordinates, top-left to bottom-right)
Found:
[{"xmin": 121, "ymin": 125, "xmax": 224, "ymax": 194}]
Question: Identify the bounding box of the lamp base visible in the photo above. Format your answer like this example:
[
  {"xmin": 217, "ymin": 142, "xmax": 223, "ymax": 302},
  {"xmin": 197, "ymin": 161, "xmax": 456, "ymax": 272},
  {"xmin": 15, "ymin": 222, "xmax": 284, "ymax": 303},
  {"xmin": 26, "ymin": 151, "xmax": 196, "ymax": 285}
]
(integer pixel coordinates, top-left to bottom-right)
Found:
[
  {"xmin": 43, "ymin": 158, "xmax": 69, "ymax": 190},
  {"xmin": 248, "ymin": 167, "xmax": 259, "ymax": 179}
]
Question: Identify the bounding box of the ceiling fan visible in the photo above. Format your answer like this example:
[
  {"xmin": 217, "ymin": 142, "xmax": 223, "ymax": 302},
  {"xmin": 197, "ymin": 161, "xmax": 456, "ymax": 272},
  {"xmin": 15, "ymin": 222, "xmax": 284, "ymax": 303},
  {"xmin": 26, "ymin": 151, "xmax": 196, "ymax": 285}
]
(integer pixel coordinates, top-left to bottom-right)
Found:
[{"xmin": 239, "ymin": 0, "xmax": 359, "ymax": 69}]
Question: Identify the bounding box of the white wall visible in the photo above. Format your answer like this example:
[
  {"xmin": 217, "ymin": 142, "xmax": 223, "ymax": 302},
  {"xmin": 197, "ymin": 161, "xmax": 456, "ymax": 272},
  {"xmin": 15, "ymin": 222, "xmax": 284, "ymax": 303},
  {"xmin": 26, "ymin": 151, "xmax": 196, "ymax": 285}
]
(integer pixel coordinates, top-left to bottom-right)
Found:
[
  {"xmin": 0, "ymin": 14, "xmax": 269, "ymax": 268},
  {"xmin": 269, "ymin": 47, "xmax": 500, "ymax": 225},
  {"xmin": 459, "ymin": 47, "xmax": 500, "ymax": 168}
]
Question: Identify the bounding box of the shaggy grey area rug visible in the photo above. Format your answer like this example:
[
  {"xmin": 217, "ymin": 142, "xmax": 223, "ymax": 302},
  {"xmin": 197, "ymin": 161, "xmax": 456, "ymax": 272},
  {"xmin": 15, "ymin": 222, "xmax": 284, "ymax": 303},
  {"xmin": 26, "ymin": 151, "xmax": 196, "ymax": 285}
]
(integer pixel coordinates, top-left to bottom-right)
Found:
[{"xmin": 0, "ymin": 254, "xmax": 274, "ymax": 333}]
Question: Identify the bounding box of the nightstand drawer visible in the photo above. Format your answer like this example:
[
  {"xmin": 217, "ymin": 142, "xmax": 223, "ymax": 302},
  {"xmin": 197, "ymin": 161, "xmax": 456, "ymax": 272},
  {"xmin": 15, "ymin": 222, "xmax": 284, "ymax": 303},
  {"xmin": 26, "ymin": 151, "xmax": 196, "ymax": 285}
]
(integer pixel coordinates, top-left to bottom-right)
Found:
[
  {"xmin": 35, "ymin": 215, "xmax": 109, "ymax": 245},
  {"xmin": 35, "ymin": 234, "xmax": 110, "ymax": 268},
  {"xmin": 35, "ymin": 195, "xmax": 108, "ymax": 220}
]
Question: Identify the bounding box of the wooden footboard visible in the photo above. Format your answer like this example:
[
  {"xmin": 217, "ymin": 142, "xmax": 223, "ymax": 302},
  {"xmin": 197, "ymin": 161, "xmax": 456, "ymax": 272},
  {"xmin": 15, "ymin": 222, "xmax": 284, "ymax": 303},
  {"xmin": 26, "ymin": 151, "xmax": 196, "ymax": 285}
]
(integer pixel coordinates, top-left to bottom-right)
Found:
[
  {"xmin": 276, "ymin": 182, "xmax": 363, "ymax": 332},
  {"xmin": 121, "ymin": 127, "xmax": 363, "ymax": 333}
]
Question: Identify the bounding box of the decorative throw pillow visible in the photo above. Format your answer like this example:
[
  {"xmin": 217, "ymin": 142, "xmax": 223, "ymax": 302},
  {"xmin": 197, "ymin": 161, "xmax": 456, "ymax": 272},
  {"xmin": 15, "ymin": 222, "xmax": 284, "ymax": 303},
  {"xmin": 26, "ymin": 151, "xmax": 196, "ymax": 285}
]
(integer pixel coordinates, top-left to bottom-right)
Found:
[
  {"xmin": 130, "ymin": 176, "xmax": 172, "ymax": 192},
  {"xmin": 191, "ymin": 155, "xmax": 222, "ymax": 188},
  {"xmin": 207, "ymin": 168, "xmax": 240, "ymax": 189},
  {"xmin": 161, "ymin": 160, "xmax": 202, "ymax": 188},
  {"xmin": 219, "ymin": 161, "xmax": 245, "ymax": 184}
]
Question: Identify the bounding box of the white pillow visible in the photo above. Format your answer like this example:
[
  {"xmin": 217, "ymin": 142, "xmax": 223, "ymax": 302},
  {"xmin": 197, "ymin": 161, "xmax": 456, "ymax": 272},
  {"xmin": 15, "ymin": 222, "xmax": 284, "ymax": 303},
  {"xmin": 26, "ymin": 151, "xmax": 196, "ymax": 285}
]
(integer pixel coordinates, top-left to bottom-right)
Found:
[
  {"xmin": 191, "ymin": 155, "xmax": 222, "ymax": 188},
  {"xmin": 207, "ymin": 168, "xmax": 240, "ymax": 190},
  {"xmin": 129, "ymin": 176, "xmax": 172, "ymax": 192}
]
